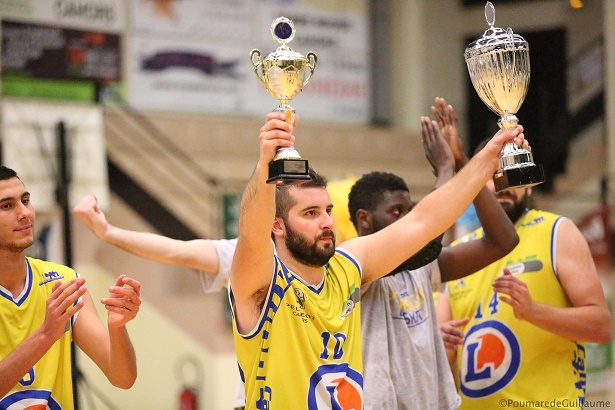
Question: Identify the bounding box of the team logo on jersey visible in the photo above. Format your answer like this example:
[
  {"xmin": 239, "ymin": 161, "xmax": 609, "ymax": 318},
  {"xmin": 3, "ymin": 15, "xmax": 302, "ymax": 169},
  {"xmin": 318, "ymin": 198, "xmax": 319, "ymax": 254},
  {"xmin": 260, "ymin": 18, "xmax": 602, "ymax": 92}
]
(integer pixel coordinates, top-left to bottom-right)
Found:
[
  {"xmin": 307, "ymin": 363, "xmax": 363, "ymax": 410},
  {"xmin": 294, "ymin": 288, "xmax": 306, "ymax": 309},
  {"xmin": 460, "ymin": 320, "xmax": 521, "ymax": 398},
  {"xmin": 0, "ymin": 389, "xmax": 62, "ymax": 410}
]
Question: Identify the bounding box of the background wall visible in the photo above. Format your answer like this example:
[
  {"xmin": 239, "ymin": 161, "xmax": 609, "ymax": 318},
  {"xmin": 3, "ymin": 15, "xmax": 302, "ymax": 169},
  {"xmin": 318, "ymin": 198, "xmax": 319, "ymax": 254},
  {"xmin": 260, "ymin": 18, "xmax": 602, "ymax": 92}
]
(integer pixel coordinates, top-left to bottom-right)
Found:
[{"xmin": 1, "ymin": 0, "xmax": 614, "ymax": 408}]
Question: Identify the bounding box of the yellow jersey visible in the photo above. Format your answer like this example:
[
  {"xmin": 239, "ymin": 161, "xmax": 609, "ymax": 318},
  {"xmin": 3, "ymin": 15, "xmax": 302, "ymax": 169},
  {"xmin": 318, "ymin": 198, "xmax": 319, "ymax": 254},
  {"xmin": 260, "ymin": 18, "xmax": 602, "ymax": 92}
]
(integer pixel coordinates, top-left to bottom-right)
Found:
[
  {"xmin": 448, "ymin": 209, "xmax": 586, "ymax": 409},
  {"xmin": 231, "ymin": 249, "xmax": 364, "ymax": 410},
  {"xmin": 0, "ymin": 257, "xmax": 80, "ymax": 409}
]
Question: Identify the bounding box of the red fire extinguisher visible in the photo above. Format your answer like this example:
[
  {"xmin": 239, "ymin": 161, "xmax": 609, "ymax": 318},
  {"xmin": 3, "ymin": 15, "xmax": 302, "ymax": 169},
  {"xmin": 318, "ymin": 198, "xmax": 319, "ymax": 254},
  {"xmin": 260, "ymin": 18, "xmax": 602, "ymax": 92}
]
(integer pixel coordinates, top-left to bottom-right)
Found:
[
  {"xmin": 176, "ymin": 355, "xmax": 204, "ymax": 410},
  {"xmin": 179, "ymin": 386, "xmax": 198, "ymax": 410}
]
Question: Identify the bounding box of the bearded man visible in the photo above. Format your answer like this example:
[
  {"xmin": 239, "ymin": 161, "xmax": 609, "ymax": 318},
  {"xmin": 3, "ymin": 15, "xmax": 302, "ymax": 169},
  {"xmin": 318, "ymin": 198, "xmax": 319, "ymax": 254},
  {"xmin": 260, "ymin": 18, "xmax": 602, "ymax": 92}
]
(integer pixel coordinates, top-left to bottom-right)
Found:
[{"xmin": 230, "ymin": 111, "xmax": 527, "ymax": 410}]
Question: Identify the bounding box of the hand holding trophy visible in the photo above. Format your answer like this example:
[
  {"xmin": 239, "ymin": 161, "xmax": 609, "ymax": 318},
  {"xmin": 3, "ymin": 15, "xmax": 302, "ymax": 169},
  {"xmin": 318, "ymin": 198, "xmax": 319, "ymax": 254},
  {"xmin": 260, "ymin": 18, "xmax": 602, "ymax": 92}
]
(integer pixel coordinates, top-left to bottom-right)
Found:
[
  {"xmin": 250, "ymin": 17, "xmax": 317, "ymax": 184},
  {"xmin": 465, "ymin": 1, "xmax": 544, "ymax": 192}
]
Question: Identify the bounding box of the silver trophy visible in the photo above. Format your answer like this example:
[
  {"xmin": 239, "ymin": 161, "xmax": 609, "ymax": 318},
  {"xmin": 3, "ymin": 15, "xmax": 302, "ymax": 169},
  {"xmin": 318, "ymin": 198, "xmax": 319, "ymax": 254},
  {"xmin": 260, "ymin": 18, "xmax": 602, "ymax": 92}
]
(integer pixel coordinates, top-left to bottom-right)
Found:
[
  {"xmin": 465, "ymin": 1, "xmax": 544, "ymax": 192},
  {"xmin": 250, "ymin": 17, "xmax": 317, "ymax": 184}
]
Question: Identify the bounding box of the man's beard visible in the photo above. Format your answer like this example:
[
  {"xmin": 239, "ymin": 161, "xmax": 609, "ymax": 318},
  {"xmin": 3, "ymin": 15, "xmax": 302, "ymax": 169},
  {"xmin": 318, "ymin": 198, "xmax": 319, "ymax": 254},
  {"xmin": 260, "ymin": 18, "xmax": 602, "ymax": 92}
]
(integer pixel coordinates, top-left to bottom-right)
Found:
[
  {"xmin": 499, "ymin": 191, "xmax": 531, "ymax": 223},
  {"xmin": 285, "ymin": 223, "xmax": 336, "ymax": 267}
]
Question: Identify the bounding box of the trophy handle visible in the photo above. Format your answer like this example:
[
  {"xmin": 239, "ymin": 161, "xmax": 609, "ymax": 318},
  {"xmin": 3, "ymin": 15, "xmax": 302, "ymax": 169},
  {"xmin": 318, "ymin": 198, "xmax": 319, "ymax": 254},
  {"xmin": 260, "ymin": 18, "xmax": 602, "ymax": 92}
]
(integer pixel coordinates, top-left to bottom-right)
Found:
[
  {"xmin": 250, "ymin": 49, "xmax": 267, "ymax": 87},
  {"xmin": 303, "ymin": 52, "xmax": 317, "ymax": 87}
]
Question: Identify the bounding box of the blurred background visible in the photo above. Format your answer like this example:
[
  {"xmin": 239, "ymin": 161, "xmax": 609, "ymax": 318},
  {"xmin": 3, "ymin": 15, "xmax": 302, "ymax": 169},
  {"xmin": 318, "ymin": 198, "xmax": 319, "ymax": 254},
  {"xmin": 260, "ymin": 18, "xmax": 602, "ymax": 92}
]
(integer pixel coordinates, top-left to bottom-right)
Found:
[{"xmin": 0, "ymin": 0, "xmax": 613, "ymax": 408}]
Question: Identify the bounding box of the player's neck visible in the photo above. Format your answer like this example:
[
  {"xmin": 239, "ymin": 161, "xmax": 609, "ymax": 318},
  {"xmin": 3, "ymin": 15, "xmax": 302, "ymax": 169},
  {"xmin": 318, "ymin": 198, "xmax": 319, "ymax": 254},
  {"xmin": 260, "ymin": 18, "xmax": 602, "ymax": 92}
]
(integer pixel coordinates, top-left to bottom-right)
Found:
[
  {"xmin": 278, "ymin": 248, "xmax": 325, "ymax": 286},
  {"xmin": 292, "ymin": 267, "xmax": 325, "ymax": 287},
  {"xmin": 0, "ymin": 252, "xmax": 28, "ymax": 297}
]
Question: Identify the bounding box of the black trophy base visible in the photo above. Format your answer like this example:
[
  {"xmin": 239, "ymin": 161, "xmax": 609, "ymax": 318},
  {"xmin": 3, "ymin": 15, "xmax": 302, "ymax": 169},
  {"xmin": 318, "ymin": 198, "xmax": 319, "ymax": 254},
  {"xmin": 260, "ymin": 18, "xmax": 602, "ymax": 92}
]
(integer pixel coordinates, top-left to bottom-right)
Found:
[
  {"xmin": 267, "ymin": 158, "xmax": 311, "ymax": 184},
  {"xmin": 494, "ymin": 164, "xmax": 545, "ymax": 192}
]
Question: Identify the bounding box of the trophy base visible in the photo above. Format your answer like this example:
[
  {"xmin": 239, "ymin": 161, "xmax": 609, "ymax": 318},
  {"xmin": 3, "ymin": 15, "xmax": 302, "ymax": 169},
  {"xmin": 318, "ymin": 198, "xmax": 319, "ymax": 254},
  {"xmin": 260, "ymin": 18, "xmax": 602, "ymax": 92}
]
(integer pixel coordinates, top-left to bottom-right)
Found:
[
  {"xmin": 267, "ymin": 158, "xmax": 311, "ymax": 184},
  {"xmin": 494, "ymin": 164, "xmax": 545, "ymax": 192}
]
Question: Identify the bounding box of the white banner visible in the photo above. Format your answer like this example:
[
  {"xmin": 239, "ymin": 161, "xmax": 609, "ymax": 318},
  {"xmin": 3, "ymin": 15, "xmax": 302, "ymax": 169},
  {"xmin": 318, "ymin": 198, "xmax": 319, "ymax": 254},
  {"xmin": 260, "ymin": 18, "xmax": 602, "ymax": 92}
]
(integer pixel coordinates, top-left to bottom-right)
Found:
[
  {"xmin": 0, "ymin": 0, "xmax": 126, "ymax": 32},
  {"xmin": 128, "ymin": 0, "xmax": 370, "ymax": 123}
]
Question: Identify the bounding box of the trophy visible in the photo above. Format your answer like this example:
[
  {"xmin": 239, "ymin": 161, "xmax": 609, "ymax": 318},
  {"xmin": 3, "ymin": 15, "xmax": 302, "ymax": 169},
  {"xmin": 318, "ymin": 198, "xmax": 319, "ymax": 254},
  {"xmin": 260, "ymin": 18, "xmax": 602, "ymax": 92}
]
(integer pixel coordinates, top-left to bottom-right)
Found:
[
  {"xmin": 465, "ymin": 1, "xmax": 544, "ymax": 192},
  {"xmin": 250, "ymin": 17, "xmax": 317, "ymax": 184}
]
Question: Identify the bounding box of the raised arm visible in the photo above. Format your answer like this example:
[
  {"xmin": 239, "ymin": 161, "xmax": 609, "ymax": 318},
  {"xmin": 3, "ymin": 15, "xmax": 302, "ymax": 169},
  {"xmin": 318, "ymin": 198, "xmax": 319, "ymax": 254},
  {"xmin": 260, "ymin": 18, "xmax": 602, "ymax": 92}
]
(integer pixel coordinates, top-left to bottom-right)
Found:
[
  {"xmin": 432, "ymin": 98, "xmax": 519, "ymax": 281},
  {"xmin": 0, "ymin": 278, "xmax": 86, "ymax": 397},
  {"xmin": 230, "ymin": 112, "xmax": 295, "ymax": 333},
  {"xmin": 74, "ymin": 194, "xmax": 222, "ymax": 273},
  {"xmin": 73, "ymin": 275, "xmax": 141, "ymax": 389},
  {"xmin": 493, "ymin": 219, "xmax": 611, "ymax": 343},
  {"xmin": 343, "ymin": 122, "xmax": 526, "ymax": 285}
]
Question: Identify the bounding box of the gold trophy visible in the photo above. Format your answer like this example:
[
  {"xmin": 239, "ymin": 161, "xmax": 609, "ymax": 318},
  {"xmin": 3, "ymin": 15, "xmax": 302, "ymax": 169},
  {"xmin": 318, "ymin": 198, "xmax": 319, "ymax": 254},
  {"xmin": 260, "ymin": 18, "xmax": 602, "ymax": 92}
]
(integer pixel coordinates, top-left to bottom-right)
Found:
[
  {"xmin": 465, "ymin": 1, "xmax": 544, "ymax": 192},
  {"xmin": 250, "ymin": 17, "xmax": 317, "ymax": 184}
]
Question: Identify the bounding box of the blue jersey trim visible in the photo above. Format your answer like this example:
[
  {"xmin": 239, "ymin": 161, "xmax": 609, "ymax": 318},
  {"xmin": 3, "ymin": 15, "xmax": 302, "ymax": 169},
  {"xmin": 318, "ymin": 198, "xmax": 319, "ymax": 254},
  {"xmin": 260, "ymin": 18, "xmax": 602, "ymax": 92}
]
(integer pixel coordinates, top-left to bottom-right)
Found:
[
  {"xmin": 551, "ymin": 216, "xmax": 564, "ymax": 282},
  {"xmin": 0, "ymin": 258, "xmax": 33, "ymax": 306},
  {"xmin": 335, "ymin": 248, "xmax": 362, "ymax": 280},
  {"xmin": 240, "ymin": 255, "xmax": 292, "ymax": 341}
]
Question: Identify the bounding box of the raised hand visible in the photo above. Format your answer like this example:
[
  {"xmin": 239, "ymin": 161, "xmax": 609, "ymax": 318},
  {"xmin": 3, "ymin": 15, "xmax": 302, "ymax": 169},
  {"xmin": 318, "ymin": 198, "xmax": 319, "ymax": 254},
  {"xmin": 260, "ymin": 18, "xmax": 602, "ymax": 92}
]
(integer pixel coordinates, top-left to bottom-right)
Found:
[
  {"xmin": 258, "ymin": 112, "xmax": 298, "ymax": 165},
  {"xmin": 42, "ymin": 278, "xmax": 87, "ymax": 341},
  {"xmin": 73, "ymin": 194, "xmax": 109, "ymax": 240},
  {"xmin": 431, "ymin": 97, "xmax": 467, "ymax": 170},
  {"xmin": 420, "ymin": 116, "xmax": 455, "ymax": 179},
  {"xmin": 477, "ymin": 125, "xmax": 527, "ymax": 170},
  {"xmin": 101, "ymin": 275, "xmax": 141, "ymax": 328}
]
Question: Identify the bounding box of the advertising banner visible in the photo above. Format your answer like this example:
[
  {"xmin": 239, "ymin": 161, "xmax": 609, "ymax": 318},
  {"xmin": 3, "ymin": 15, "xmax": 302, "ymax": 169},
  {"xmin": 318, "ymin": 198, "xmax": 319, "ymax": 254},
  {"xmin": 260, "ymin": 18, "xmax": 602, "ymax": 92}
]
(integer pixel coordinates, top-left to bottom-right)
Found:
[
  {"xmin": 1, "ymin": 20, "xmax": 121, "ymax": 101},
  {"xmin": 128, "ymin": 0, "xmax": 370, "ymax": 123}
]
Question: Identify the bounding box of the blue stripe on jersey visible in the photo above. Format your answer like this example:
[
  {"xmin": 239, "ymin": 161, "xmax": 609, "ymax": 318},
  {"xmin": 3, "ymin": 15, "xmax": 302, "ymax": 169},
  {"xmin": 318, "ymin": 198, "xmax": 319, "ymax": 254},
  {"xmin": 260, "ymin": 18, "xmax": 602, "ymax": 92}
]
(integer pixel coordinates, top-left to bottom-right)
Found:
[
  {"xmin": 0, "ymin": 258, "xmax": 33, "ymax": 306},
  {"xmin": 243, "ymin": 255, "xmax": 292, "ymax": 340},
  {"xmin": 335, "ymin": 248, "xmax": 361, "ymax": 279},
  {"xmin": 551, "ymin": 216, "xmax": 564, "ymax": 282}
]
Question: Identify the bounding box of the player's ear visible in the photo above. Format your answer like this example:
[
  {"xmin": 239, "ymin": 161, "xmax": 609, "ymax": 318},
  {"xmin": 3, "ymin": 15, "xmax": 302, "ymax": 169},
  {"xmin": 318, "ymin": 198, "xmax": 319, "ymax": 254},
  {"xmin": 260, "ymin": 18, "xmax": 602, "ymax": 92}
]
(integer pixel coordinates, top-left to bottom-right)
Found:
[
  {"xmin": 272, "ymin": 217, "xmax": 285, "ymax": 238},
  {"xmin": 356, "ymin": 209, "xmax": 371, "ymax": 231}
]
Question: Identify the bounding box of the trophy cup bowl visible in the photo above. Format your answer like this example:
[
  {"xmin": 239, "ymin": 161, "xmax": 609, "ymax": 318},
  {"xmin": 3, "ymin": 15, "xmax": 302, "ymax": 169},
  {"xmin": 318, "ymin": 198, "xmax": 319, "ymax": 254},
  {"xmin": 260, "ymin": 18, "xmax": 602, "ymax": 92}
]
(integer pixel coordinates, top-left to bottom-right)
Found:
[
  {"xmin": 250, "ymin": 17, "xmax": 317, "ymax": 184},
  {"xmin": 465, "ymin": 1, "xmax": 544, "ymax": 192}
]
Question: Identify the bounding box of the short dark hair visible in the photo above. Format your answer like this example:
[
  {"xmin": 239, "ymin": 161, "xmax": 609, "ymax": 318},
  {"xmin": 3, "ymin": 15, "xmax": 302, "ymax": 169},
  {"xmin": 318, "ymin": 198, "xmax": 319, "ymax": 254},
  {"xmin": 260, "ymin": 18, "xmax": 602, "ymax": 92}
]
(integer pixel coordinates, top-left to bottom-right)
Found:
[
  {"xmin": 0, "ymin": 166, "xmax": 19, "ymax": 181},
  {"xmin": 348, "ymin": 171, "xmax": 409, "ymax": 229},
  {"xmin": 275, "ymin": 168, "xmax": 328, "ymax": 219}
]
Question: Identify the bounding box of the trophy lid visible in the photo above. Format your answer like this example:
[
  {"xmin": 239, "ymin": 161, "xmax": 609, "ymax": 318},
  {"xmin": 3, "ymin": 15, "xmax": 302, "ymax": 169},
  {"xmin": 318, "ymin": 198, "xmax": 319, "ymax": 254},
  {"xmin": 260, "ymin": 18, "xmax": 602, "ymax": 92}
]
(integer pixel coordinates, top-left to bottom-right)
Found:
[
  {"xmin": 265, "ymin": 16, "xmax": 307, "ymax": 62},
  {"xmin": 464, "ymin": 1, "xmax": 528, "ymax": 60}
]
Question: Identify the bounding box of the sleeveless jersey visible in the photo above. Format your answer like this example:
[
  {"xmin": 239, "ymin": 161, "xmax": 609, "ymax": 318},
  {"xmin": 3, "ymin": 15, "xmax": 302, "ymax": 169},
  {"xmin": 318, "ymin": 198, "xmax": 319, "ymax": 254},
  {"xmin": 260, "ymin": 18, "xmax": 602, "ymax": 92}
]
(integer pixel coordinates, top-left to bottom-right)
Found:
[
  {"xmin": 230, "ymin": 249, "xmax": 363, "ymax": 410},
  {"xmin": 448, "ymin": 209, "xmax": 586, "ymax": 409},
  {"xmin": 0, "ymin": 257, "xmax": 80, "ymax": 409}
]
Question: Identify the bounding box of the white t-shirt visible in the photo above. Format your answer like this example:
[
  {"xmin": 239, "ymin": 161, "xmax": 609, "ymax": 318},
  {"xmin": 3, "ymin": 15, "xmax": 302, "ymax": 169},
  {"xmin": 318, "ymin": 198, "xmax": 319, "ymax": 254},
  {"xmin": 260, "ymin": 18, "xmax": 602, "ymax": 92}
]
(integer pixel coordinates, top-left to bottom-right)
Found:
[{"xmin": 199, "ymin": 238, "xmax": 237, "ymax": 293}]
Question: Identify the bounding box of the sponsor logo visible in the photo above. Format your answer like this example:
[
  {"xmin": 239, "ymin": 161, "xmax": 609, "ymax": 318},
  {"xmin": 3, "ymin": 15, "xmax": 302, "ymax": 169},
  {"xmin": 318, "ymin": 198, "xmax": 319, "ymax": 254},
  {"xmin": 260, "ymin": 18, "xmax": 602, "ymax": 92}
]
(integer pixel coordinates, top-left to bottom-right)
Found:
[
  {"xmin": 505, "ymin": 260, "xmax": 543, "ymax": 275},
  {"xmin": 339, "ymin": 286, "xmax": 360, "ymax": 320},
  {"xmin": 520, "ymin": 216, "xmax": 545, "ymax": 227},
  {"xmin": 39, "ymin": 271, "xmax": 64, "ymax": 286},
  {"xmin": 0, "ymin": 389, "xmax": 62, "ymax": 410},
  {"xmin": 460, "ymin": 320, "xmax": 521, "ymax": 398},
  {"xmin": 54, "ymin": 0, "xmax": 116, "ymax": 23},
  {"xmin": 391, "ymin": 288, "xmax": 428, "ymax": 327},
  {"xmin": 307, "ymin": 363, "xmax": 363, "ymax": 410},
  {"xmin": 141, "ymin": 52, "xmax": 239, "ymax": 78}
]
